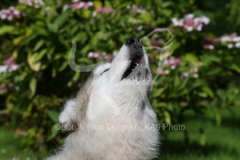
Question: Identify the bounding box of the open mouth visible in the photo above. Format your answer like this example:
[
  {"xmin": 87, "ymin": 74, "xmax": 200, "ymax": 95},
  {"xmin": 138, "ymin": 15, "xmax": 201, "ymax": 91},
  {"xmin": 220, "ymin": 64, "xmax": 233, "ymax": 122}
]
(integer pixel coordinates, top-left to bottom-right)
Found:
[{"xmin": 122, "ymin": 53, "xmax": 144, "ymax": 79}]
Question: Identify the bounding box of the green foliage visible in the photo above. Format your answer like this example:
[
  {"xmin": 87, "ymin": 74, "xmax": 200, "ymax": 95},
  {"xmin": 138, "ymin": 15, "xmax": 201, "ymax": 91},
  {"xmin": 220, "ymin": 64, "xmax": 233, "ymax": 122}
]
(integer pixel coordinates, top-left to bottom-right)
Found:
[{"xmin": 0, "ymin": 0, "xmax": 240, "ymax": 151}]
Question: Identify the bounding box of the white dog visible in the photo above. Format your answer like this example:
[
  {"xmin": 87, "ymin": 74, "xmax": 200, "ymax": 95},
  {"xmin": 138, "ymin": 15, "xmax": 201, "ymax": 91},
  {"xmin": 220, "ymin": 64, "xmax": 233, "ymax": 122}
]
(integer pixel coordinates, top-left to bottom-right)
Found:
[{"xmin": 46, "ymin": 38, "xmax": 160, "ymax": 160}]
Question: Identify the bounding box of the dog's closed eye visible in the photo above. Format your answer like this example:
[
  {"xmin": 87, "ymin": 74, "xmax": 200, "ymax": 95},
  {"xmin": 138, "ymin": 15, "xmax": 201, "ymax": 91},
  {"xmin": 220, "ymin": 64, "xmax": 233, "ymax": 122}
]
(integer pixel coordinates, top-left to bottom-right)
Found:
[{"xmin": 100, "ymin": 68, "xmax": 109, "ymax": 76}]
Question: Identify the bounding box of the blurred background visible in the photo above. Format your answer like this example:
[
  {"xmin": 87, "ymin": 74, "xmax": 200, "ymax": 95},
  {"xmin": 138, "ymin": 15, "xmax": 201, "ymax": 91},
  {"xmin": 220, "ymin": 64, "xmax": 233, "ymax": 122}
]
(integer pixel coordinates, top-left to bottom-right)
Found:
[{"xmin": 0, "ymin": 0, "xmax": 240, "ymax": 159}]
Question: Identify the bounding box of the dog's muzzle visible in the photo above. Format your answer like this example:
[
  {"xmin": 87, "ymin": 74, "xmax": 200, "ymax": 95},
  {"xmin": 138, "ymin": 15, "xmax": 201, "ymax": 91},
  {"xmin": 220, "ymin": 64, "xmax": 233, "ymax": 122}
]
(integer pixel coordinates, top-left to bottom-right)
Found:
[{"xmin": 121, "ymin": 38, "xmax": 150, "ymax": 81}]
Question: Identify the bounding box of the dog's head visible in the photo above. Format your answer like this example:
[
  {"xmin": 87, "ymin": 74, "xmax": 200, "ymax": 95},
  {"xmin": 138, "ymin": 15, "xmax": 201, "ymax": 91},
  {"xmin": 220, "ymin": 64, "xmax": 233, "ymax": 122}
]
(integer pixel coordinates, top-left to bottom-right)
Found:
[
  {"xmin": 92, "ymin": 37, "xmax": 152, "ymax": 91},
  {"xmin": 84, "ymin": 38, "xmax": 153, "ymax": 119}
]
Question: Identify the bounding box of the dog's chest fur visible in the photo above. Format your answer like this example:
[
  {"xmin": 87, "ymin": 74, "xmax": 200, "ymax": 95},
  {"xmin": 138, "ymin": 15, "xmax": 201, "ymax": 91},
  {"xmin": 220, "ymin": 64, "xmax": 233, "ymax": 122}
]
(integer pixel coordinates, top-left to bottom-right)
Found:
[{"xmin": 65, "ymin": 109, "xmax": 158, "ymax": 160}]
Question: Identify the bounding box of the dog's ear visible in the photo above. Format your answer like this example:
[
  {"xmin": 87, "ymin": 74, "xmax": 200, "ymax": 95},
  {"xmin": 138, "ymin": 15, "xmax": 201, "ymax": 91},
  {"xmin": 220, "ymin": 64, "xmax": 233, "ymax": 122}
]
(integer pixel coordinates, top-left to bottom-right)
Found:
[{"xmin": 59, "ymin": 99, "xmax": 78, "ymax": 131}]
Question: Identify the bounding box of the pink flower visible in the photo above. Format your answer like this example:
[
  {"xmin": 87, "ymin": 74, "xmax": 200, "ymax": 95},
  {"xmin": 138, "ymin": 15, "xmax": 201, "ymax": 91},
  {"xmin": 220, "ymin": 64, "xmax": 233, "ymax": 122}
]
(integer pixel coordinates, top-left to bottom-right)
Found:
[
  {"xmin": 199, "ymin": 16, "xmax": 210, "ymax": 25},
  {"xmin": 204, "ymin": 33, "xmax": 240, "ymax": 49},
  {"xmin": 9, "ymin": 64, "xmax": 19, "ymax": 71},
  {"xmin": 3, "ymin": 57, "xmax": 15, "ymax": 66},
  {"xmin": 95, "ymin": 7, "xmax": 114, "ymax": 14},
  {"xmin": 235, "ymin": 42, "xmax": 240, "ymax": 48},
  {"xmin": 185, "ymin": 13, "xmax": 194, "ymax": 19},
  {"xmin": 204, "ymin": 36, "xmax": 221, "ymax": 44},
  {"xmin": 70, "ymin": 1, "xmax": 93, "ymax": 10},
  {"xmin": 227, "ymin": 43, "xmax": 233, "ymax": 49},
  {"xmin": 172, "ymin": 14, "xmax": 210, "ymax": 32},
  {"xmin": 0, "ymin": 57, "xmax": 19, "ymax": 74},
  {"xmin": 0, "ymin": 6, "xmax": 22, "ymax": 20},
  {"xmin": 157, "ymin": 68, "xmax": 165, "ymax": 75},
  {"xmin": 137, "ymin": 25, "xmax": 143, "ymax": 31},
  {"xmin": 87, "ymin": 52, "xmax": 104, "ymax": 60},
  {"xmin": 156, "ymin": 68, "xmax": 169, "ymax": 75},
  {"xmin": 0, "ymin": 65, "xmax": 8, "ymax": 74},
  {"xmin": 203, "ymin": 44, "xmax": 214, "ymax": 50},
  {"xmin": 87, "ymin": 51, "xmax": 115, "ymax": 61},
  {"xmin": 164, "ymin": 57, "xmax": 181, "ymax": 69},
  {"xmin": 221, "ymin": 33, "xmax": 240, "ymax": 43},
  {"xmin": 0, "ymin": 13, "xmax": 7, "ymax": 19},
  {"xmin": 213, "ymin": 38, "xmax": 221, "ymax": 43},
  {"xmin": 172, "ymin": 18, "xmax": 184, "ymax": 27},
  {"xmin": 19, "ymin": 0, "xmax": 44, "ymax": 8},
  {"xmin": 181, "ymin": 68, "xmax": 199, "ymax": 79},
  {"xmin": 150, "ymin": 40, "xmax": 163, "ymax": 47},
  {"xmin": 127, "ymin": 5, "xmax": 146, "ymax": 13},
  {"xmin": 185, "ymin": 17, "xmax": 195, "ymax": 27}
]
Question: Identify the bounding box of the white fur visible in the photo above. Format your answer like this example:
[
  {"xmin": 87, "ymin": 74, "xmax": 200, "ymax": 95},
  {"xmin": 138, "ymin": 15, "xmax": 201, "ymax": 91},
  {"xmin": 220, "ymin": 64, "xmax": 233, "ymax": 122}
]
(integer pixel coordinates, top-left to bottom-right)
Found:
[
  {"xmin": 59, "ymin": 99, "xmax": 76, "ymax": 127},
  {"xmin": 46, "ymin": 43, "xmax": 160, "ymax": 160}
]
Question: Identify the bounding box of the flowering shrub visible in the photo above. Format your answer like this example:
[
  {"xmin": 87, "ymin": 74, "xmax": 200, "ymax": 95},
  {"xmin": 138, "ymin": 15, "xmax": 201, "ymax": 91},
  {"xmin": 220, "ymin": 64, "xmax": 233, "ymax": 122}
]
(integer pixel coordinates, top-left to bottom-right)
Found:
[
  {"xmin": 0, "ymin": 57, "xmax": 19, "ymax": 74},
  {"xmin": 0, "ymin": 0, "xmax": 240, "ymax": 151},
  {"xmin": 164, "ymin": 57, "xmax": 181, "ymax": 69},
  {"xmin": 19, "ymin": 0, "xmax": 44, "ymax": 8},
  {"xmin": 204, "ymin": 33, "xmax": 240, "ymax": 49},
  {"xmin": 69, "ymin": 1, "xmax": 93, "ymax": 10},
  {"xmin": 0, "ymin": 6, "xmax": 22, "ymax": 20},
  {"xmin": 172, "ymin": 13, "xmax": 210, "ymax": 32}
]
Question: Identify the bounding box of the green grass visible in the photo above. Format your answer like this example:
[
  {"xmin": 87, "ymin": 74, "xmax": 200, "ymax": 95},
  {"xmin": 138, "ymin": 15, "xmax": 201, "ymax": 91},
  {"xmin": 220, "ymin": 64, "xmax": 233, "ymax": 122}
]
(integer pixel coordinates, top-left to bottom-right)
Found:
[
  {"xmin": 0, "ymin": 107, "xmax": 239, "ymax": 160},
  {"xmin": 160, "ymin": 107, "xmax": 240, "ymax": 160},
  {"xmin": 0, "ymin": 130, "xmax": 48, "ymax": 160}
]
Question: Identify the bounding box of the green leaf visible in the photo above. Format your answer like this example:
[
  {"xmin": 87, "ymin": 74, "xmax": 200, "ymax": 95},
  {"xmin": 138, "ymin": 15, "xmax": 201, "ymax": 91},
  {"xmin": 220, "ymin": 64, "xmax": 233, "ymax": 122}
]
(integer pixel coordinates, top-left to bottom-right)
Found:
[
  {"xmin": 59, "ymin": 62, "xmax": 68, "ymax": 72},
  {"xmin": 174, "ymin": 74, "xmax": 180, "ymax": 88},
  {"xmin": 164, "ymin": 111, "xmax": 171, "ymax": 124},
  {"xmin": 183, "ymin": 53, "xmax": 198, "ymax": 64},
  {"xmin": 199, "ymin": 127, "xmax": 205, "ymax": 146},
  {"xmin": 47, "ymin": 110, "xmax": 59, "ymax": 123},
  {"xmin": 215, "ymin": 114, "xmax": 221, "ymax": 126},
  {"xmin": 0, "ymin": 25, "xmax": 15, "ymax": 35},
  {"xmin": 29, "ymin": 78, "xmax": 37, "ymax": 97},
  {"xmin": 31, "ymin": 24, "xmax": 48, "ymax": 36},
  {"xmin": 228, "ymin": 64, "xmax": 240, "ymax": 73},
  {"xmin": 162, "ymin": 9, "xmax": 172, "ymax": 17},
  {"xmin": 152, "ymin": 87, "xmax": 166, "ymax": 98},
  {"xmin": 46, "ymin": 124, "xmax": 59, "ymax": 141},
  {"xmin": 13, "ymin": 36, "xmax": 23, "ymax": 46},
  {"xmin": 33, "ymin": 40, "xmax": 45, "ymax": 51},
  {"xmin": 139, "ymin": 12, "xmax": 151, "ymax": 23},
  {"xmin": 162, "ymin": 2, "xmax": 173, "ymax": 8},
  {"xmin": 47, "ymin": 47, "xmax": 55, "ymax": 61},
  {"xmin": 200, "ymin": 133, "xmax": 206, "ymax": 146},
  {"xmin": 53, "ymin": 12, "xmax": 70, "ymax": 31},
  {"xmin": 202, "ymin": 86, "xmax": 214, "ymax": 98},
  {"xmin": 177, "ymin": 89, "xmax": 189, "ymax": 96},
  {"xmin": 178, "ymin": 78, "xmax": 189, "ymax": 90},
  {"xmin": 217, "ymin": 89, "xmax": 226, "ymax": 101},
  {"xmin": 33, "ymin": 49, "xmax": 47, "ymax": 63},
  {"xmin": 27, "ymin": 53, "xmax": 41, "ymax": 72},
  {"xmin": 128, "ymin": 17, "xmax": 142, "ymax": 24},
  {"xmin": 94, "ymin": 1, "xmax": 102, "ymax": 9},
  {"xmin": 72, "ymin": 32, "xmax": 87, "ymax": 42},
  {"xmin": 83, "ymin": 10, "xmax": 92, "ymax": 19}
]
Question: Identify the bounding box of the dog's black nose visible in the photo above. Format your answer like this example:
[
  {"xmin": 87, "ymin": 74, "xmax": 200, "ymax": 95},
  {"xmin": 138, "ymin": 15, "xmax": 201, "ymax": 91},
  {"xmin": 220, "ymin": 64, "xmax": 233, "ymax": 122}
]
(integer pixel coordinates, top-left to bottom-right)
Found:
[{"xmin": 125, "ymin": 38, "xmax": 143, "ymax": 47}]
